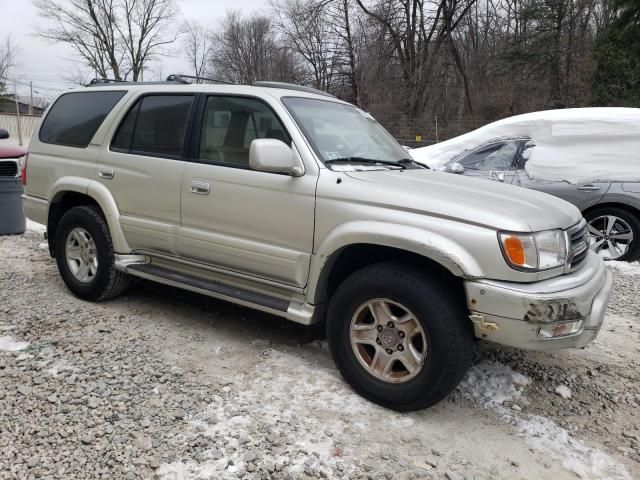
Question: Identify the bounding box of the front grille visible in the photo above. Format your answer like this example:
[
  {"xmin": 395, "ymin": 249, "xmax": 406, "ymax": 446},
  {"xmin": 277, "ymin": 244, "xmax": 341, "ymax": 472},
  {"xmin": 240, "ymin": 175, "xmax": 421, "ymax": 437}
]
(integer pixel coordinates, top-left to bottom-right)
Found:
[
  {"xmin": 0, "ymin": 161, "xmax": 18, "ymax": 177},
  {"xmin": 567, "ymin": 220, "xmax": 589, "ymax": 272}
]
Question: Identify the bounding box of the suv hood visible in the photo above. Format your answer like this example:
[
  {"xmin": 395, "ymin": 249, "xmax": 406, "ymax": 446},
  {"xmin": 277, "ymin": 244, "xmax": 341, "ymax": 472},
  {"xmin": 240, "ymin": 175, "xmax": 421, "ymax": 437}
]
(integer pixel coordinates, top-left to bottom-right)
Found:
[{"xmin": 344, "ymin": 169, "xmax": 581, "ymax": 232}]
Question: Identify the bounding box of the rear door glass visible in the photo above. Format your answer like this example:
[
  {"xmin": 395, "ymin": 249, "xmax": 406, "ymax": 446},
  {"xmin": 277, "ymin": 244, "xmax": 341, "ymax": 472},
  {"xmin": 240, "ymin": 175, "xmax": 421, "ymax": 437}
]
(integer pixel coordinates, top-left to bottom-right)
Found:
[
  {"xmin": 111, "ymin": 95, "xmax": 194, "ymax": 158},
  {"xmin": 40, "ymin": 91, "xmax": 126, "ymax": 148}
]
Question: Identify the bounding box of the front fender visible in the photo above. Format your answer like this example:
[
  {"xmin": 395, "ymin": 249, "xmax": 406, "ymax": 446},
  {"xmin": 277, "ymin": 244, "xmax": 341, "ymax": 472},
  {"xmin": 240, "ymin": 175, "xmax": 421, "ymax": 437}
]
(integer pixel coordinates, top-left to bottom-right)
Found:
[
  {"xmin": 306, "ymin": 221, "xmax": 484, "ymax": 304},
  {"xmin": 49, "ymin": 177, "xmax": 130, "ymax": 253}
]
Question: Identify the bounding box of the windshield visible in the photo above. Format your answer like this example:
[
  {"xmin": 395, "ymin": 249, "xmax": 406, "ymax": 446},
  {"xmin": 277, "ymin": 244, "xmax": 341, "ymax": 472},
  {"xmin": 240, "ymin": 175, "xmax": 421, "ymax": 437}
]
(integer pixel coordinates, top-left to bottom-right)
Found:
[{"xmin": 282, "ymin": 97, "xmax": 412, "ymax": 170}]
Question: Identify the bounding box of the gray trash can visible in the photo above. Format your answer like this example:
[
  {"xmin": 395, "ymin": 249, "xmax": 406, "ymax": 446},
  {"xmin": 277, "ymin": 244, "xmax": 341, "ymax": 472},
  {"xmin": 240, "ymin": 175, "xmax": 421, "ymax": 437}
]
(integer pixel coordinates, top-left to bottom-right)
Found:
[{"xmin": 0, "ymin": 177, "xmax": 26, "ymax": 235}]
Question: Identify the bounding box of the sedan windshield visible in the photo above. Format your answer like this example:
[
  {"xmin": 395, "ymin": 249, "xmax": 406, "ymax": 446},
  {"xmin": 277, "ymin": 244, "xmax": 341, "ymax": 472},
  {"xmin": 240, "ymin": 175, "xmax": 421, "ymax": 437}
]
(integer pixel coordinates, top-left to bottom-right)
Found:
[{"xmin": 282, "ymin": 97, "xmax": 416, "ymax": 170}]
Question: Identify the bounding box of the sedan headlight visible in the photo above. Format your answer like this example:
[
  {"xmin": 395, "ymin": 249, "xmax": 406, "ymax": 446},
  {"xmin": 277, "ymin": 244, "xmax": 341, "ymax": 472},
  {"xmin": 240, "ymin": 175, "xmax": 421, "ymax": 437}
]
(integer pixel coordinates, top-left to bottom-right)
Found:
[{"xmin": 499, "ymin": 230, "xmax": 567, "ymax": 271}]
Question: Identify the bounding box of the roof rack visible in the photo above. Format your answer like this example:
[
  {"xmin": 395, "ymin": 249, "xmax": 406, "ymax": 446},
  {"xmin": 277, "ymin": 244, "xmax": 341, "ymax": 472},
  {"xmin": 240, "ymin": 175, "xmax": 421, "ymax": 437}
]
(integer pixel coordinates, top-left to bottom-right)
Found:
[
  {"xmin": 86, "ymin": 77, "xmax": 182, "ymax": 87},
  {"xmin": 254, "ymin": 81, "xmax": 336, "ymax": 98},
  {"xmin": 166, "ymin": 74, "xmax": 234, "ymax": 85},
  {"xmin": 85, "ymin": 75, "xmax": 336, "ymax": 98},
  {"xmin": 87, "ymin": 78, "xmax": 129, "ymax": 85}
]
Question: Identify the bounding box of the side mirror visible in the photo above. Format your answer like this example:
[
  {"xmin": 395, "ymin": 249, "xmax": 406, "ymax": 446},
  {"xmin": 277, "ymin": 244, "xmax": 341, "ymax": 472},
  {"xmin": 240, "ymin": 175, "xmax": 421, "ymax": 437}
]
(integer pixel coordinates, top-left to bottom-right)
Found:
[
  {"xmin": 444, "ymin": 162, "xmax": 464, "ymax": 174},
  {"xmin": 0, "ymin": 129, "xmax": 9, "ymax": 140},
  {"xmin": 249, "ymin": 139, "xmax": 304, "ymax": 176}
]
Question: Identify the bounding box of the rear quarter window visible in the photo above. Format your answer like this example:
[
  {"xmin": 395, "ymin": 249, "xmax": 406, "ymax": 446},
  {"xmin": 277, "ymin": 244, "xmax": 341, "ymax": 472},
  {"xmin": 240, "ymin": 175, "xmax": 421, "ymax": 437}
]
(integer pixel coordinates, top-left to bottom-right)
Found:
[{"xmin": 39, "ymin": 91, "xmax": 127, "ymax": 148}]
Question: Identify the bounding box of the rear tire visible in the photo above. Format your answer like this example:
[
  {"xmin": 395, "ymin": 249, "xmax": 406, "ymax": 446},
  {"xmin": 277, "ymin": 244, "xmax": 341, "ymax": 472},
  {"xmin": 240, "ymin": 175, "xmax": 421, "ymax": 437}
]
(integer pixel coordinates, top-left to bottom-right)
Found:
[
  {"xmin": 54, "ymin": 206, "xmax": 129, "ymax": 301},
  {"xmin": 326, "ymin": 263, "xmax": 473, "ymax": 411},
  {"xmin": 584, "ymin": 207, "xmax": 640, "ymax": 262}
]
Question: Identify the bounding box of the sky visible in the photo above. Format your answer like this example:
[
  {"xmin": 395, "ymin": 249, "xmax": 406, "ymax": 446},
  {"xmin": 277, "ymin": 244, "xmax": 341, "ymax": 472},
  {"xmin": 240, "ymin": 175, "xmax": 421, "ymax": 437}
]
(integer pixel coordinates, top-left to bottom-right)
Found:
[{"xmin": 0, "ymin": 0, "xmax": 268, "ymax": 102}]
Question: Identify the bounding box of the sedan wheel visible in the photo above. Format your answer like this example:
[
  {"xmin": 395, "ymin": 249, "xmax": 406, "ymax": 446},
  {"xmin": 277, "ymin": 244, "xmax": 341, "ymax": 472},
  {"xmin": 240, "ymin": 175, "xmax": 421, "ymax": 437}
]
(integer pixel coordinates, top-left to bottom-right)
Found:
[{"xmin": 587, "ymin": 215, "xmax": 633, "ymax": 260}]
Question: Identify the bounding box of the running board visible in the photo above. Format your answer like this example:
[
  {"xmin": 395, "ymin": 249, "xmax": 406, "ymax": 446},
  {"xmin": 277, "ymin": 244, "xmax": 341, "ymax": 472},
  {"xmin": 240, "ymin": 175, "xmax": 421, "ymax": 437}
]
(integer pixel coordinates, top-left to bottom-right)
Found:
[{"xmin": 127, "ymin": 263, "xmax": 290, "ymax": 314}]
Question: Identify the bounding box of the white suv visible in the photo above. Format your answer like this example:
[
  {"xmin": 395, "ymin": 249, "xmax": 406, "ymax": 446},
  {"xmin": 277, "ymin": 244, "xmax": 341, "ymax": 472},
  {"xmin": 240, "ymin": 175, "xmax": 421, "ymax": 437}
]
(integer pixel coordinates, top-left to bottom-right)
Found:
[{"xmin": 23, "ymin": 78, "xmax": 613, "ymax": 410}]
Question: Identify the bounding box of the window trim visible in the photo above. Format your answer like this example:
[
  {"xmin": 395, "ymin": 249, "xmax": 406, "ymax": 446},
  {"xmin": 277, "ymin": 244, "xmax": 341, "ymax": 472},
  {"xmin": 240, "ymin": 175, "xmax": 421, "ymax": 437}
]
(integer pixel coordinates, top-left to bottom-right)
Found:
[
  {"xmin": 39, "ymin": 90, "xmax": 127, "ymax": 149},
  {"xmin": 192, "ymin": 93, "xmax": 293, "ymax": 171},
  {"xmin": 109, "ymin": 92, "xmax": 198, "ymax": 161}
]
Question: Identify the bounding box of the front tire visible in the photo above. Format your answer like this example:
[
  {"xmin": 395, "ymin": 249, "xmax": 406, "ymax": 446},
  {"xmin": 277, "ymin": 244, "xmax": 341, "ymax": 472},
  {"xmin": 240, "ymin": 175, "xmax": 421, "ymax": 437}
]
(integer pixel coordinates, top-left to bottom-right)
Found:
[
  {"xmin": 327, "ymin": 263, "xmax": 473, "ymax": 411},
  {"xmin": 585, "ymin": 207, "xmax": 640, "ymax": 262},
  {"xmin": 54, "ymin": 206, "xmax": 129, "ymax": 301}
]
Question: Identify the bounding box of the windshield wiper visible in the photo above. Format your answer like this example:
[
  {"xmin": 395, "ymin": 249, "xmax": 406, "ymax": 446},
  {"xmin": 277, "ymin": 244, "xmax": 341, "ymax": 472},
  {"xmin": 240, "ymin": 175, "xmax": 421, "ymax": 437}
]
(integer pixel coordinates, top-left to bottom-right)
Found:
[
  {"xmin": 398, "ymin": 158, "xmax": 428, "ymax": 169},
  {"xmin": 324, "ymin": 157, "xmax": 407, "ymax": 169}
]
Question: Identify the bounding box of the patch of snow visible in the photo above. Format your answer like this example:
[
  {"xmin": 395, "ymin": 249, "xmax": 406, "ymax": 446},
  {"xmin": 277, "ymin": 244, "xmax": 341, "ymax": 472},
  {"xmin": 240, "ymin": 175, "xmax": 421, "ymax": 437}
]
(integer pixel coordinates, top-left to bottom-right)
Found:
[
  {"xmin": 607, "ymin": 261, "xmax": 640, "ymax": 276},
  {"xmin": 554, "ymin": 385, "xmax": 572, "ymax": 399},
  {"xmin": 457, "ymin": 360, "xmax": 531, "ymax": 406},
  {"xmin": 157, "ymin": 350, "xmax": 400, "ymax": 480},
  {"xmin": 517, "ymin": 415, "xmax": 631, "ymax": 480},
  {"xmin": 38, "ymin": 242, "xmax": 48, "ymax": 250},
  {"xmin": 26, "ymin": 219, "xmax": 46, "ymax": 233},
  {"xmin": 458, "ymin": 361, "xmax": 630, "ymax": 480},
  {"xmin": 45, "ymin": 360, "xmax": 77, "ymax": 377},
  {"xmin": 0, "ymin": 335, "xmax": 29, "ymax": 352}
]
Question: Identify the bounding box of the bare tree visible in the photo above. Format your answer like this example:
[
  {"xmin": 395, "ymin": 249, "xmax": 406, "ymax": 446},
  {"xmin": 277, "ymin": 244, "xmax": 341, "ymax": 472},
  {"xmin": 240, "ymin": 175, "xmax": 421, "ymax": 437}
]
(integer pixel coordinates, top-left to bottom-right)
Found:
[
  {"xmin": 182, "ymin": 20, "xmax": 214, "ymax": 80},
  {"xmin": 211, "ymin": 10, "xmax": 301, "ymax": 84},
  {"xmin": 355, "ymin": 0, "xmax": 477, "ymax": 116},
  {"xmin": 271, "ymin": 0, "xmax": 342, "ymax": 91},
  {"xmin": 35, "ymin": 0, "xmax": 178, "ymax": 81},
  {"xmin": 0, "ymin": 35, "xmax": 18, "ymax": 93},
  {"xmin": 118, "ymin": 0, "xmax": 178, "ymax": 80}
]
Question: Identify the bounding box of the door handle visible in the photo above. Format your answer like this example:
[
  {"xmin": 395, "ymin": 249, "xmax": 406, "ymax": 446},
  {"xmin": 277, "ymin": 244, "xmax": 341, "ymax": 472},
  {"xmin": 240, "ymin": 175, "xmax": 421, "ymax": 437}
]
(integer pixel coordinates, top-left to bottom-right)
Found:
[
  {"xmin": 577, "ymin": 185, "xmax": 601, "ymax": 191},
  {"xmin": 190, "ymin": 181, "xmax": 210, "ymax": 195},
  {"xmin": 98, "ymin": 168, "xmax": 114, "ymax": 180}
]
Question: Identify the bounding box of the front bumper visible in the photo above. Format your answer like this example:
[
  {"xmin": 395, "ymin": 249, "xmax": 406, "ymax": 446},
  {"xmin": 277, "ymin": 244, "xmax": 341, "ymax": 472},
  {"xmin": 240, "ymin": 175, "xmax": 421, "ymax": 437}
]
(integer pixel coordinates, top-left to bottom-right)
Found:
[{"xmin": 464, "ymin": 252, "xmax": 613, "ymax": 351}]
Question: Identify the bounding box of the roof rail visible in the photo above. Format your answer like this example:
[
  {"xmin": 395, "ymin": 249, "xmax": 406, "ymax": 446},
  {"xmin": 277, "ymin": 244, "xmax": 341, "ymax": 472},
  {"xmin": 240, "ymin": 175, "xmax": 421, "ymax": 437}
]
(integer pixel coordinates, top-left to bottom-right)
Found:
[
  {"xmin": 254, "ymin": 81, "xmax": 336, "ymax": 98},
  {"xmin": 86, "ymin": 77, "xmax": 184, "ymax": 87},
  {"xmin": 87, "ymin": 78, "xmax": 129, "ymax": 85},
  {"xmin": 166, "ymin": 74, "xmax": 234, "ymax": 85}
]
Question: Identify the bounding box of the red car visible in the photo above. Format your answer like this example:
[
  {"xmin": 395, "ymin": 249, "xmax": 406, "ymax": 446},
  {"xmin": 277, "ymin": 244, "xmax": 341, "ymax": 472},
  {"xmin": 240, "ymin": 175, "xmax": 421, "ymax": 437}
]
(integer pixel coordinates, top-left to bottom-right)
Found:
[{"xmin": 0, "ymin": 128, "xmax": 27, "ymax": 177}]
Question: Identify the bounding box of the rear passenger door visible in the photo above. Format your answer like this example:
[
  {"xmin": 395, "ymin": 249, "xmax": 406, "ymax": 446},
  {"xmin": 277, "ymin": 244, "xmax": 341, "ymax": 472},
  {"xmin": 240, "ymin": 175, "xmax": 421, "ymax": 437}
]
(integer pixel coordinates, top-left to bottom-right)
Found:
[
  {"xmin": 178, "ymin": 95, "xmax": 316, "ymax": 288},
  {"xmin": 99, "ymin": 94, "xmax": 196, "ymax": 255}
]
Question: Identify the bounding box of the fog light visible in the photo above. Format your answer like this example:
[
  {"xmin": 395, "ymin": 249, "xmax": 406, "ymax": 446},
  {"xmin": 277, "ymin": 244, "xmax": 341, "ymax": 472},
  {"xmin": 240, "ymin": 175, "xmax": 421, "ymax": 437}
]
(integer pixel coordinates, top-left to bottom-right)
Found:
[{"xmin": 537, "ymin": 320, "xmax": 583, "ymax": 339}]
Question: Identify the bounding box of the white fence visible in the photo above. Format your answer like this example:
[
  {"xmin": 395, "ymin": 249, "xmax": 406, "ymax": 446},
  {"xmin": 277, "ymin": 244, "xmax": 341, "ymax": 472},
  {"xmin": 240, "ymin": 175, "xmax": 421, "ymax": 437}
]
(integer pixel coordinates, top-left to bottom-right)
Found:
[{"xmin": 0, "ymin": 113, "xmax": 42, "ymax": 146}]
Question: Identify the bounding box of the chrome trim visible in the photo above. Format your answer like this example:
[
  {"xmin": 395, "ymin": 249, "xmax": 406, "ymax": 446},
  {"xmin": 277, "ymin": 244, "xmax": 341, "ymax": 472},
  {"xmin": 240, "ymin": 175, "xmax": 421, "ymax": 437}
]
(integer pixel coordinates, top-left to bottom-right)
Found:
[{"xmin": 114, "ymin": 254, "xmax": 149, "ymax": 272}]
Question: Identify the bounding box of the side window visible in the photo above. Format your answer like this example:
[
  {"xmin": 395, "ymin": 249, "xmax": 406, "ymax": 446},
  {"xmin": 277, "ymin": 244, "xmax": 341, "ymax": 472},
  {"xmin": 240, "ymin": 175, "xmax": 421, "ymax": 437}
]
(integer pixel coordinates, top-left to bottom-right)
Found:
[
  {"xmin": 459, "ymin": 141, "xmax": 520, "ymax": 171},
  {"xmin": 199, "ymin": 96, "xmax": 290, "ymax": 167},
  {"xmin": 111, "ymin": 95, "xmax": 194, "ymax": 157},
  {"xmin": 40, "ymin": 91, "xmax": 126, "ymax": 148}
]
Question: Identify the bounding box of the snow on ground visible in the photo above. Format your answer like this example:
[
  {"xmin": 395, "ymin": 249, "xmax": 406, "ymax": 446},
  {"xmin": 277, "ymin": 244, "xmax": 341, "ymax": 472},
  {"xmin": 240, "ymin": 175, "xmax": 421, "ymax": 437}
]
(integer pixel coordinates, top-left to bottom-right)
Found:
[
  {"xmin": 459, "ymin": 360, "xmax": 631, "ymax": 480},
  {"xmin": 26, "ymin": 219, "xmax": 46, "ymax": 233},
  {"xmin": 0, "ymin": 335, "xmax": 30, "ymax": 352},
  {"xmin": 517, "ymin": 414, "xmax": 631, "ymax": 480},
  {"xmin": 158, "ymin": 349, "xmax": 381, "ymax": 479},
  {"xmin": 458, "ymin": 360, "xmax": 531, "ymax": 407},
  {"xmin": 607, "ymin": 261, "xmax": 640, "ymax": 276}
]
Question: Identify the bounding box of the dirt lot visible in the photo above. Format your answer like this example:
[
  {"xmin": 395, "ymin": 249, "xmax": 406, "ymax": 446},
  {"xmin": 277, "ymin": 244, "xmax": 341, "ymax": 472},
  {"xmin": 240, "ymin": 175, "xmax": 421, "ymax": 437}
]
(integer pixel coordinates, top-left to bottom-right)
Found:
[{"xmin": 1, "ymin": 225, "xmax": 639, "ymax": 480}]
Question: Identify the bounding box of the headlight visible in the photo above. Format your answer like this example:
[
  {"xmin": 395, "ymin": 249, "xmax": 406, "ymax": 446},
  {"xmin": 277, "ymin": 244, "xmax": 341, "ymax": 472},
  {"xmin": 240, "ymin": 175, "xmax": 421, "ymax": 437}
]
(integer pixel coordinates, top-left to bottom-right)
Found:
[{"xmin": 499, "ymin": 230, "xmax": 567, "ymax": 271}]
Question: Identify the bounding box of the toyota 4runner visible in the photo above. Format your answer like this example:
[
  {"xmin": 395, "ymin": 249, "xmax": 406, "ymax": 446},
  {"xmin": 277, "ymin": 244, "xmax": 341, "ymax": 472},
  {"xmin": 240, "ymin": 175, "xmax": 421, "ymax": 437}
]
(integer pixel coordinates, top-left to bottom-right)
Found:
[{"xmin": 22, "ymin": 78, "xmax": 614, "ymax": 411}]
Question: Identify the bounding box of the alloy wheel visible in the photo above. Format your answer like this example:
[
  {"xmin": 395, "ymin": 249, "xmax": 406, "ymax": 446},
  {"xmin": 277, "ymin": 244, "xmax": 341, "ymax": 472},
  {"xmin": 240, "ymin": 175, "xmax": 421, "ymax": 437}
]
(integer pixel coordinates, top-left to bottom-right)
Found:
[
  {"xmin": 587, "ymin": 215, "xmax": 633, "ymax": 260},
  {"xmin": 65, "ymin": 227, "xmax": 98, "ymax": 283},
  {"xmin": 349, "ymin": 298, "xmax": 427, "ymax": 383}
]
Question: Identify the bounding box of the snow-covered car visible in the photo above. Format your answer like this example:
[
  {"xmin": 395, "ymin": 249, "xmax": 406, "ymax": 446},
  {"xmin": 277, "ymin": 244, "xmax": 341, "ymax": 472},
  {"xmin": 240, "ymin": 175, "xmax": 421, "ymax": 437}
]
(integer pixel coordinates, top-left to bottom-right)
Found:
[{"xmin": 410, "ymin": 108, "xmax": 640, "ymax": 261}]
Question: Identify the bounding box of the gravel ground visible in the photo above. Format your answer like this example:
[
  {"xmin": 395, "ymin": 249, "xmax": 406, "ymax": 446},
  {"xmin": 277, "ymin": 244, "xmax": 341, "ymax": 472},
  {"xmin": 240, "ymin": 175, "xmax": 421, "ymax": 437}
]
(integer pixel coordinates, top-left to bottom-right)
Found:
[{"xmin": 1, "ymin": 226, "xmax": 639, "ymax": 480}]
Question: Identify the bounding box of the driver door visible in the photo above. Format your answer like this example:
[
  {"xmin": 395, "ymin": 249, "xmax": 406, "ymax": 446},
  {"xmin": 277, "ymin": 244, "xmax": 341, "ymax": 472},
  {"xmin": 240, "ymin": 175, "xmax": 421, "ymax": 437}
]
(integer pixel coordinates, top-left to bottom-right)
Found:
[{"xmin": 178, "ymin": 95, "xmax": 316, "ymax": 287}]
